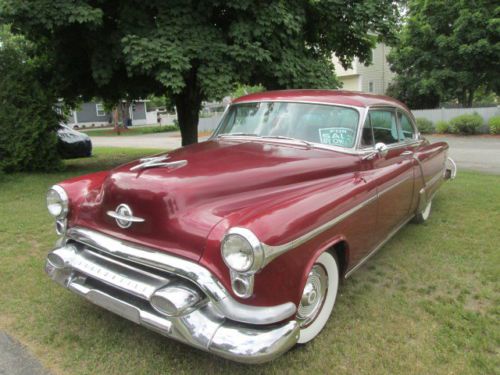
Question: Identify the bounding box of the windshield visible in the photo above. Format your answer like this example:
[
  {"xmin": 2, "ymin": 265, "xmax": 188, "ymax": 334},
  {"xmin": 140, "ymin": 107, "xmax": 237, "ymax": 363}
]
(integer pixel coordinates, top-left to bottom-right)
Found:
[{"xmin": 216, "ymin": 102, "xmax": 360, "ymax": 148}]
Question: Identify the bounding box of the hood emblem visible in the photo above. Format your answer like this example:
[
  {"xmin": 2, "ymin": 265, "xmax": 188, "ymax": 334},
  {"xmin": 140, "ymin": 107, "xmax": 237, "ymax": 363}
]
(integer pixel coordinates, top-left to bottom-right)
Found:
[
  {"xmin": 130, "ymin": 155, "xmax": 188, "ymax": 171},
  {"xmin": 106, "ymin": 204, "xmax": 145, "ymax": 229}
]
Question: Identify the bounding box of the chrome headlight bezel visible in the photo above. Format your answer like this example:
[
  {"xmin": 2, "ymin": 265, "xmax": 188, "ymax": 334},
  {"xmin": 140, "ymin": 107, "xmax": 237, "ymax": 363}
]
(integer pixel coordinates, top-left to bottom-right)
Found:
[
  {"xmin": 46, "ymin": 185, "xmax": 69, "ymax": 220},
  {"xmin": 221, "ymin": 228, "xmax": 265, "ymax": 275}
]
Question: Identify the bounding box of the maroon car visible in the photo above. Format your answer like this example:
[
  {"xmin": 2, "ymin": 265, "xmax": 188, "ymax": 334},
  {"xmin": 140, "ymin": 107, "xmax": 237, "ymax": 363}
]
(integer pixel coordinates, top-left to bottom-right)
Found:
[{"xmin": 45, "ymin": 90, "xmax": 456, "ymax": 363}]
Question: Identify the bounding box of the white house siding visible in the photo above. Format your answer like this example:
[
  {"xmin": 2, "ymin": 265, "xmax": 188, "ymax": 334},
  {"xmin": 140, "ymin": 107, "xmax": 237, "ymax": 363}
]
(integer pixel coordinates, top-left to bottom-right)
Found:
[
  {"xmin": 332, "ymin": 42, "xmax": 395, "ymax": 95},
  {"xmin": 340, "ymin": 75, "xmax": 361, "ymax": 91},
  {"xmin": 357, "ymin": 43, "xmax": 395, "ymax": 95}
]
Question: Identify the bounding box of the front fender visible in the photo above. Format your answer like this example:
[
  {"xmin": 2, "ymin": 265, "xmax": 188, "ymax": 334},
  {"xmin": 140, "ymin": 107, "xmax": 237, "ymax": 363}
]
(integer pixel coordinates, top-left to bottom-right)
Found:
[{"xmin": 199, "ymin": 171, "xmax": 374, "ymax": 309}]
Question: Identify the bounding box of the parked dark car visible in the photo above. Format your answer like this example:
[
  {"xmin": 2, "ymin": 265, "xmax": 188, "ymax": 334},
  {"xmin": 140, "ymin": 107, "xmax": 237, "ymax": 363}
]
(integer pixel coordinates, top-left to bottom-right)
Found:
[{"xmin": 57, "ymin": 125, "xmax": 92, "ymax": 158}]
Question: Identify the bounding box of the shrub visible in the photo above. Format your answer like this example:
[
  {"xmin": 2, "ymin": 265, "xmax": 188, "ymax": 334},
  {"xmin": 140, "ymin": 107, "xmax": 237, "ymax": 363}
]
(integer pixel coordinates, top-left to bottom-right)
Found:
[
  {"xmin": 435, "ymin": 120, "xmax": 450, "ymax": 134},
  {"xmin": 488, "ymin": 115, "xmax": 500, "ymax": 134},
  {"xmin": 415, "ymin": 118, "xmax": 434, "ymax": 134},
  {"xmin": 448, "ymin": 113, "xmax": 483, "ymax": 135},
  {"xmin": 0, "ymin": 27, "xmax": 62, "ymax": 173}
]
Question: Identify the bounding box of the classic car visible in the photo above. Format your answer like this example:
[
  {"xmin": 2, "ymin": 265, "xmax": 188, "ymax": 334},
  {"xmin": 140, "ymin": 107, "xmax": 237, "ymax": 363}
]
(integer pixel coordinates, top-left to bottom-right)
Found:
[
  {"xmin": 57, "ymin": 124, "xmax": 92, "ymax": 159},
  {"xmin": 44, "ymin": 90, "xmax": 456, "ymax": 364}
]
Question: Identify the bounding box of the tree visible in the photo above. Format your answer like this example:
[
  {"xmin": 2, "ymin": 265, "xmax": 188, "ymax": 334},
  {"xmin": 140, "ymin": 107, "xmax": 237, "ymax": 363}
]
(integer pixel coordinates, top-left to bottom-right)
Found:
[
  {"xmin": 0, "ymin": 25, "xmax": 62, "ymax": 173},
  {"xmin": 2, "ymin": 1, "xmax": 399, "ymax": 145},
  {"xmin": 386, "ymin": 76, "xmax": 442, "ymax": 110},
  {"xmin": 388, "ymin": 0, "xmax": 500, "ymax": 108}
]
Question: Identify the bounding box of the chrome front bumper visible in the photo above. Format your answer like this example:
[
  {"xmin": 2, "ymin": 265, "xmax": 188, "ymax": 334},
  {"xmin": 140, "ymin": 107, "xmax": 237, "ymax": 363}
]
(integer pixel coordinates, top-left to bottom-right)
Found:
[{"xmin": 45, "ymin": 227, "xmax": 299, "ymax": 364}]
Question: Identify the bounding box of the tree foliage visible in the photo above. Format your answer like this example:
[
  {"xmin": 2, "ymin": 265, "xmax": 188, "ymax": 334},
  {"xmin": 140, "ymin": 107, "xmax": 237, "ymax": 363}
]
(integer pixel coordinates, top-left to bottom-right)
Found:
[
  {"xmin": 388, "ymin": 0, "xmax": 500, "ymax": 108},
  {"xmin": 2, "ymin": 0, "xmax": 399, "ymax": 145},
  {"xmin": 0, "ymin": 25, "xmax": 62, "ymax": 173}
]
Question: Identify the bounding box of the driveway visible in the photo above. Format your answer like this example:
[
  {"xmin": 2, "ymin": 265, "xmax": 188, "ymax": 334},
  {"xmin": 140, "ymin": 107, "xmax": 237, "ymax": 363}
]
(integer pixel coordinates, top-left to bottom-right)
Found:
[
  {"xmin": 426, "ymin": 135, "xmax": 500, "ymax": 174},
  {"xmin": 0, "ymin": 332, "xmax": 50, "ymax": 375},
  {"xmin": 90, "ymin": 131, "xmax": 184, "ymax": 150},
  {"xmin": 90, "ymin": 133, "xmax": 500, "ymax": 174}
]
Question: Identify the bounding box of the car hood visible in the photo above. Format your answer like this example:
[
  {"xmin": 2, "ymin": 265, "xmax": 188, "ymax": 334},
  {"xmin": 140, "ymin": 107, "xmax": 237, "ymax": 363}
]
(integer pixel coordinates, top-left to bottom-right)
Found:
[{"xmin": 71, "ymin": 139, "xmax": 359, "ymax": 261}]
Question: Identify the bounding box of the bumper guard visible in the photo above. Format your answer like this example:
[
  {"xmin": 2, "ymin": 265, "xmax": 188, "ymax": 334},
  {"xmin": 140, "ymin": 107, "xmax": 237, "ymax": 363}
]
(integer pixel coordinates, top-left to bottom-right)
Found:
[{"xmin": 45, "ymin": 227, "xmax": 299, "ymax": 364}]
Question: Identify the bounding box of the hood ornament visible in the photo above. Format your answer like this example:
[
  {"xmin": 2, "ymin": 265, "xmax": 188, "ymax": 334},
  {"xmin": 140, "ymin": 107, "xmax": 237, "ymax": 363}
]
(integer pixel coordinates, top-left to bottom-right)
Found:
[
  {"xmin": 107, "ymin": 204, "xmax": 145, "ymax": 229},
  {"xmin": 130, "ymin": 155, "xmax": 187, "ymax": 171}
]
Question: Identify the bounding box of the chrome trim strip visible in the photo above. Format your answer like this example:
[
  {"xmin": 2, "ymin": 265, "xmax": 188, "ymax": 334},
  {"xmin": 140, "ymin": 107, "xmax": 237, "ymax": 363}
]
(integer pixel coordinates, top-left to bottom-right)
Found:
[
  {"xmin": 258, "ymin": 194, "xmax": 378, "ymax": 264},
  {"xmin": 377, "ymin": 176, "xmax": 411, "ymax": 198},
  {"xmin": 426, "ymin": 171, "xmax": 443, "ymax": 189},
  {"xmin": 106, "ymin": 211, "xmax": 145, "ymax": 223},
  {"xmin": 345, "ymin": 215, "xmax": 414, "ymax": 278},
  {"xmin": 257, "ymin": 176, "xmax": 409, "ymax": 265},
  {"xmin": 65, "ymin": 227, "xmax": 296, "ymax": 325}
]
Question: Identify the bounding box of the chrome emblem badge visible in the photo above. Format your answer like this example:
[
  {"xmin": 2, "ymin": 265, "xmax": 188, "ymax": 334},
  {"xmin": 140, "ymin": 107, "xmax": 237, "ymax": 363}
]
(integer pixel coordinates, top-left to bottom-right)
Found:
[{"xmin": 106, "ymin": 204, "xmax": 145, "ymax": 229}]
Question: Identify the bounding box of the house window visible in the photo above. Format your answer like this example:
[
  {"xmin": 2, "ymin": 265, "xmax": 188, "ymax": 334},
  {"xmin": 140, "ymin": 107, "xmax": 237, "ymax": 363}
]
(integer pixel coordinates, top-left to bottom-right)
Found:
[
  {"xmin": 96, "ymin": 103, "xmax": 106, "ymax": 117},
  {"xmin": 368, "ymin": 81, "xmax": 374, "ymax": 93}
]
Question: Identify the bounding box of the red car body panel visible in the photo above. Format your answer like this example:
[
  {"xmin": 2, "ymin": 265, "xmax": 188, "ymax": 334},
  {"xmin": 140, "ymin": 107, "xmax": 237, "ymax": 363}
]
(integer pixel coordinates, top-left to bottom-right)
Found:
[{"xmin": 57, "ymin": 90, "xmax": 450, "ymax": 311}]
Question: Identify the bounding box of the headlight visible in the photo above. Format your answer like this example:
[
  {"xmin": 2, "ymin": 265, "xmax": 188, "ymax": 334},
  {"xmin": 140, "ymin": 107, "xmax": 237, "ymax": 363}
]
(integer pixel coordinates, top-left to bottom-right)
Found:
[
  {"xmin": 46, "ymin": 185, "xmax": 69, "ymax": 219},
  {"xmin": 221, "ymin": 228, "xmax": 264, "ymax": 274}
]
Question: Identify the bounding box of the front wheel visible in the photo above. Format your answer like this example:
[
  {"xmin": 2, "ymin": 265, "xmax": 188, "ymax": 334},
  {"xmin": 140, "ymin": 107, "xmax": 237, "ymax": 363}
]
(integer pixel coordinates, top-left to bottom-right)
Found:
[{"xmin": 297, "ymin": 252, "xmax": 339, "ymax": 344}]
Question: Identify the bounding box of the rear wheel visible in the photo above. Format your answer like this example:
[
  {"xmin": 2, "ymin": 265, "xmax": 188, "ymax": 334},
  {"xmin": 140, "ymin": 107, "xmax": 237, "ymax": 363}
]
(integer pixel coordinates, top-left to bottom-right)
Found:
[
  {"xmin": 414, "ymin": 199, "xmax": 432, "ymax": 223},
  {"xmin": 297, "ymin": 252, "xmax": 339, "ymax": 344}
]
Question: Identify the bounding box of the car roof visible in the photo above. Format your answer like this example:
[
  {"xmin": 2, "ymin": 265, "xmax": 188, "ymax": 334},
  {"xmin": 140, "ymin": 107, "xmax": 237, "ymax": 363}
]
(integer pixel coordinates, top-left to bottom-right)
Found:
[{"xmin": 232, "ymin": 89, "xmax": 409, "ymax": 111}]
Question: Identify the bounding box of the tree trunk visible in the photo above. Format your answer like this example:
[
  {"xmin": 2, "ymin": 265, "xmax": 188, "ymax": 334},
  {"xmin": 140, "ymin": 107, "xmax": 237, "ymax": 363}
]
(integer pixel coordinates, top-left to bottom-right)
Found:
[
  {"xmin": 113, "ymin": 107, "xmax": 120, "ymax": 135},
  {"xmin": 174, "ymin": 70, "xmax": 202, "ymax": 146},
  {"xmin": 120, "ymin": 100, "xmax": 131, "ymax": 128},
  {"xmin": 466, "ymin": 89, "xmax": 475, "ymax": 108}
]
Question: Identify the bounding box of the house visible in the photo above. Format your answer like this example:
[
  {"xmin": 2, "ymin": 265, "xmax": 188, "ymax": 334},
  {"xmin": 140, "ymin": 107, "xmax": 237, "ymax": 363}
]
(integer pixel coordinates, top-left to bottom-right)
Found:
[
  {"xmin": 63, "ymin": 100, "xmax": 151, "ymax": 129},
  {"xmin": 332, "ymin": 42, "xmax": 395, "ymax": 95}
]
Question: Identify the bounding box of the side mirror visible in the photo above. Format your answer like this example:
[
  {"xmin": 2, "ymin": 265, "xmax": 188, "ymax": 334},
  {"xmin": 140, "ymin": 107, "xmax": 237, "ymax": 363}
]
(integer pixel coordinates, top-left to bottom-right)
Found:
[
  {"xmin": 374, "ymin": 142, "xmax": 388, "ymax": 158},
  {"xmin": 362, "ymin": 142, "xmax": 388, "ymax": 161}
]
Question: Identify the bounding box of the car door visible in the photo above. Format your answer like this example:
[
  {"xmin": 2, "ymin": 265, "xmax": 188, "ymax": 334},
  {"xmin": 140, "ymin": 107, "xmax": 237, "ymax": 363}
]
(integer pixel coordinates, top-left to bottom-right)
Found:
[
  {"xmin": 399, "ymin": 109, "xmax": 447, "ymax": 209},
  {"xmin": 360, "ymin": 107, "xmax": 415, "ymax": 247}
]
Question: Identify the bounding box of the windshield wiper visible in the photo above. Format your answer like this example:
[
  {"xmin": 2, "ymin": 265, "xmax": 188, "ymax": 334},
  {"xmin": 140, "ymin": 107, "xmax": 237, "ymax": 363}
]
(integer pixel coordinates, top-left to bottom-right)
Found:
[{"xmin": 261, "ymin": 135, "xmax": 312, "ymax": 147}]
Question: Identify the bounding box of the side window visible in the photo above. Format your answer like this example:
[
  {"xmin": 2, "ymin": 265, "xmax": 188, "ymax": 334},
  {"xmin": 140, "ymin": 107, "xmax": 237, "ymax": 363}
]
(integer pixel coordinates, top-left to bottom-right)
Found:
[
  {"xmin": 367, "ymin": 109, "xmax": 400, "ymax": 145},
  {"xmin": 398, "ymin": 111, "xmax": 416, "ymax": 141}
]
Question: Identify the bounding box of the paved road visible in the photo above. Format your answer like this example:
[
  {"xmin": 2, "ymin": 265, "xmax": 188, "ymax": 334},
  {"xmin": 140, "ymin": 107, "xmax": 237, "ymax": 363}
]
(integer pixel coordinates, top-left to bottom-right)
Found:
[
  {"xmin": 0, "ymin": 332, "xmax": 50, "ymax": 375},
  {"xmin": 90, "ymin": 131, "xmax": 184, "ymax": 150},
  {"xmin": 426, "ymin": 135, "xmax": 500, "ymax": 174},
  {"xmin": 90, "ymin": 133, "xmax": 500, "ymax": 174}
]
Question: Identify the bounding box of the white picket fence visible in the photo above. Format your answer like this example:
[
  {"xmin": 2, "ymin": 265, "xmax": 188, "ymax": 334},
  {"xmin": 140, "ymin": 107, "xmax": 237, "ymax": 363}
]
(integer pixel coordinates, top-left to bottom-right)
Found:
[{"xmin": 411, "ymin": 106, "xmax": 499, "ymax": 124}]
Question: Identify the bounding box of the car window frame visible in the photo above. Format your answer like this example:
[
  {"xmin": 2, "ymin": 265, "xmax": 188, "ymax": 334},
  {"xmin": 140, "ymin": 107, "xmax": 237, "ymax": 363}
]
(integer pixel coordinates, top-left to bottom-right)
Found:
[
  {"xmin": 396, "ymin": 108, "xmax": 418, "ymax": 143},
  {"xmin": 359, "ymin": 106, "xmax": 402, "ymax": 149},
  {"xmin": 357, "ymin": 106, "xmax": 422, "ymax": 151}
]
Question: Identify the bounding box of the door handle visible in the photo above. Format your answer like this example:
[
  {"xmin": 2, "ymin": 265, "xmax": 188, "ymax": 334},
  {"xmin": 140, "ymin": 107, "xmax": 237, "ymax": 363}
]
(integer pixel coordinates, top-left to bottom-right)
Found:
[{"xmin": 401, "ymin": 150, "xmax": 413, "ymax": 156}]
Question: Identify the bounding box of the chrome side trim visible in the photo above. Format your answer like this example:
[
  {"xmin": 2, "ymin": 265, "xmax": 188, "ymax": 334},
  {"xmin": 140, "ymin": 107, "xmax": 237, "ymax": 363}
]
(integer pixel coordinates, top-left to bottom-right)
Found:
[
  {"xmin": 256, "ymin": 177, "xmax": 409, "ymax": 264},
  {"xmin": 345, "ymin": 215, "xmax": 414, "ymax": 278},
  {"xmin": 258, "ymin": 194, "xmax": 378, "ymax": 264},
  {"xmin": 65, "ymin": 227, "xmax": 296, "ymax": 325}
]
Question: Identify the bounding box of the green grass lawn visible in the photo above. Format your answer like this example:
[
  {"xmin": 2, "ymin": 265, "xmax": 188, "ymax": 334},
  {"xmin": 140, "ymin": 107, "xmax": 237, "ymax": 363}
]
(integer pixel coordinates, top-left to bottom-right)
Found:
[
  {"xmin": 81, "ymin": 125, "xmax": 178, "ymax": 137},
  {"xmin": 0, "ymin": 147, "xmax": 499, "ymax": 375}
]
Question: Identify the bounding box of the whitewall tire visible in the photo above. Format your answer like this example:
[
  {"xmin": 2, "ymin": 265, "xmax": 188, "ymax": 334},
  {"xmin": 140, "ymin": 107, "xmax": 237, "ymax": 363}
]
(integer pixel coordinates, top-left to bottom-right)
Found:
[
  {"xmin": 296, "ymin": 251, "xmax": 339, "ymax": 344},
  {"xmin": 414, "ymin": 199, "xmax": 432, "ymax": 224}
]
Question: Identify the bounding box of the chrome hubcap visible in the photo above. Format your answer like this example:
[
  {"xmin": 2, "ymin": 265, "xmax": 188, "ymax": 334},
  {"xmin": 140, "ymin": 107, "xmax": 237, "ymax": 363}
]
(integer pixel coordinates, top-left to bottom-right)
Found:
[{"xmin": 297, "ymin": 264, "xmax": 328, "ymax": 327}]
